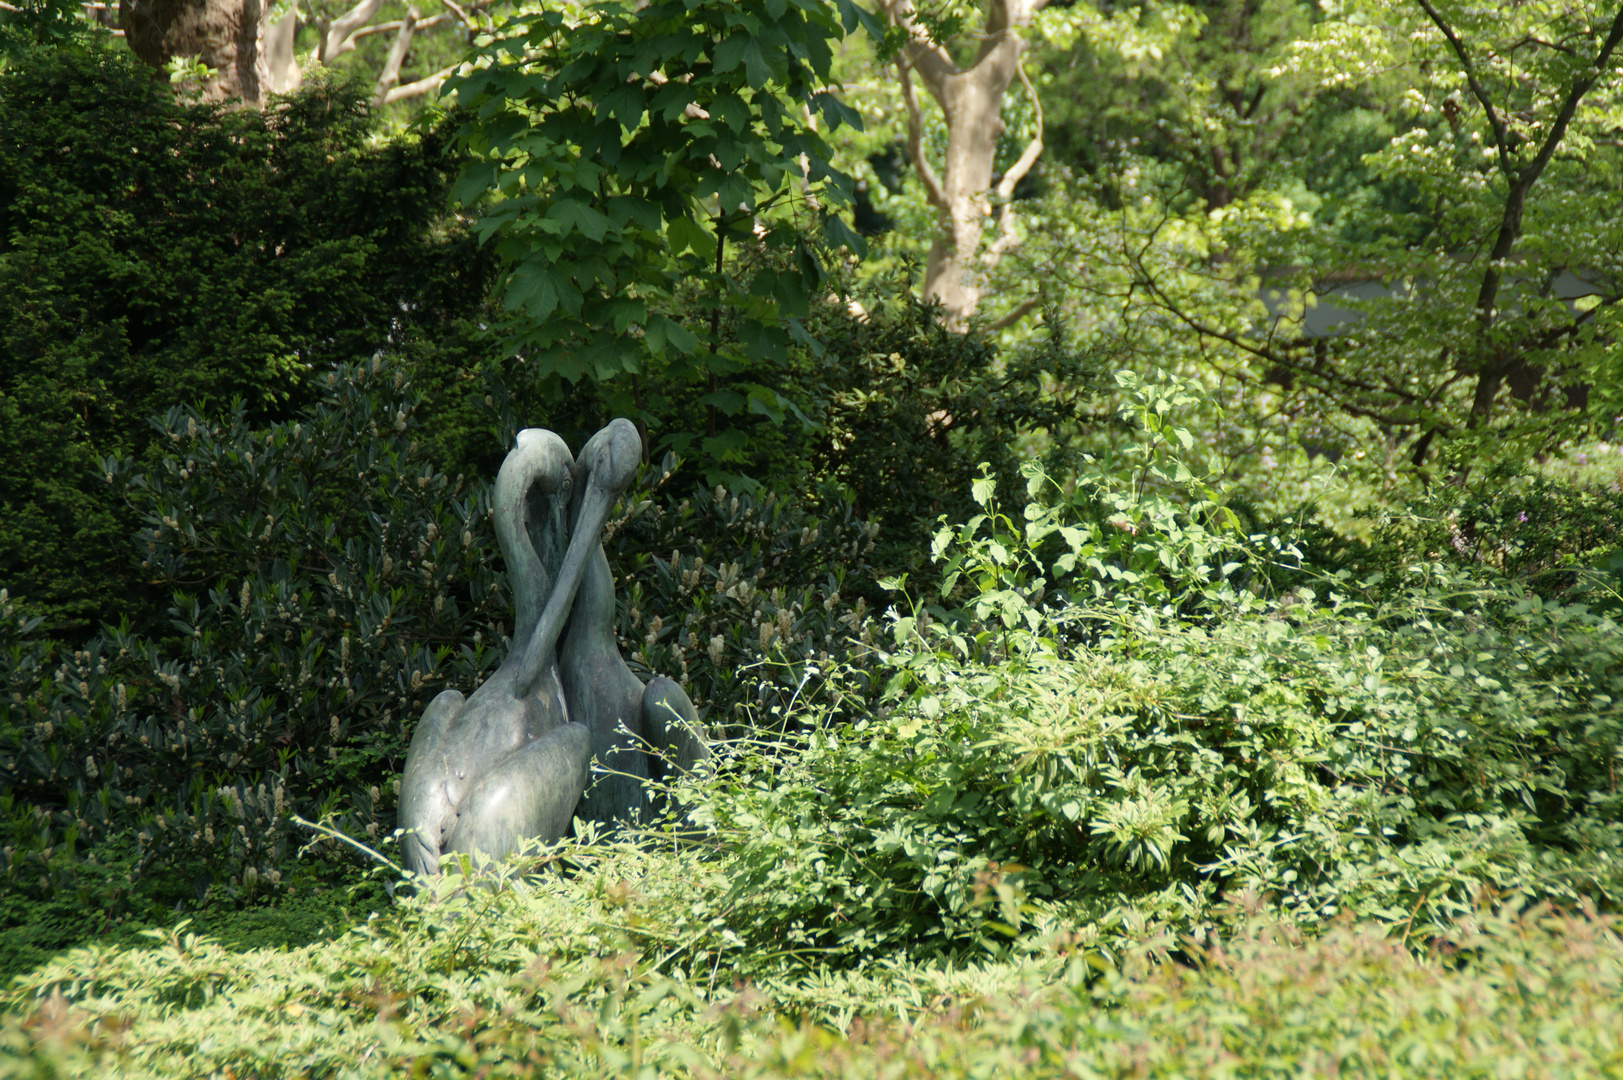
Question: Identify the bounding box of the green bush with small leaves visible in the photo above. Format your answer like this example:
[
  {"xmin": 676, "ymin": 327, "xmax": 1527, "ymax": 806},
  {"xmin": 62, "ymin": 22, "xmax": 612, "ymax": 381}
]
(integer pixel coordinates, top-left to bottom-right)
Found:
[
  {"xmin": 1284, "ymin": 462, "xmax": 1623, "ymax": 604},
  {"xmin": 664, "ymin": 372, "xmax": 1623, "ymax": 964},
  {"xmin": 0, "ymin": 47, "xmax": 497, "ymax": 637},
  {"xmin": 1, "ymin": 842, "xmax": 1620, "ymax": 1079}
]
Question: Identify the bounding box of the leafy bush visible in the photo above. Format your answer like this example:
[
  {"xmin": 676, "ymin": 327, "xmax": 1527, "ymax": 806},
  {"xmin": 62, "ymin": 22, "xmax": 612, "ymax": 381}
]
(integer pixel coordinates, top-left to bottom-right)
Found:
[
  {"xmin": 1278, "ymin": 457, "xmax": 1623, "ymax": 600},
  {"xmin": 666, "ymin": 374, "xmax": 1623, "ymax": 963},
  {"xmin": 796, "ymin": 287, "xmax": 1109, "ymax": 585},
  {"xmin": 1, "ymin": 359, "xmax": 497, "ymax": 919},
  {"xmin": 726, "ymin": 900, "xmax": 1623, "ymax": 1079},
  {"xmin": 4, "ymin": 365, "xmax": 1622, "ymax": 1076},
  {"xmin": 605, "ymin": 480, "xmax": 880, "ymax": 734}
]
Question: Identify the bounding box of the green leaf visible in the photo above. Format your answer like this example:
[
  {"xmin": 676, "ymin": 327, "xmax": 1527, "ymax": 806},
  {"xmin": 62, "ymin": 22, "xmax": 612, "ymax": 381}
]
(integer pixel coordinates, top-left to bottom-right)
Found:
[
  {"xmin": 548, "ymin": 198, "xmax": 613, "ymax": 242},
  {"xmin": 645, "ymin": 314, "xmax": 699, "ymax": 356},
  {"xmin": 794, "ymin": 240, "xmax": 825, "ymax": 290},
  {"xmin": 810, "ymin": 91, "xmax": 863, "ymax": 132},
  {"xmin": 712, "ymin": 32, "xmax": 748, "ymax": 74},
  {"xmin": 506, "ymin": 262, "xmax": 561, "ymax": 320},
  {"xmin": 742, "ymin": 38, "xmax": 772, "ymax": 88},
  {"xmin": 599, "ymin": 83, "xmax": 646, "ymax": 129},
  {"xmin": 702, "ymin": 428, "xmax": 749, "ymax": 462},
  {"xmin": 607, "ymin": 195, "xmax": 662, "ymax": 232},
  {"xmin": 667, "ymin": 214, "xmax": 715, "ymax": 259},
  {"xmin": 821, "ymin": 211, "xmax": 868, "ymax": 257},
  {"xmin": 708, "ymin": 92, "xmax": 751, "ymax": 133}
]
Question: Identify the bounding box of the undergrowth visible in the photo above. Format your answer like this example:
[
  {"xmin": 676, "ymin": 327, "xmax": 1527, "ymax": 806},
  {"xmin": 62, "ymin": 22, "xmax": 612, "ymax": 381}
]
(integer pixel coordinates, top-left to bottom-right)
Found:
[
  {"xmin": 4, "ymin": 369, "xmax": 1623, "ymax": 1075},
  {"xmin": 2, "ymin": 847, "xmax": 1619, "ymax": 1078}
]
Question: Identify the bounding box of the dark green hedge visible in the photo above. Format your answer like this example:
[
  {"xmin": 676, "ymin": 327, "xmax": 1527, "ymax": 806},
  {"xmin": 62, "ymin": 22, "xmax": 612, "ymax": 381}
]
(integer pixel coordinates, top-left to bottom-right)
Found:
[{"xmin": 0, "ymin": 47, "xmax": 496, "ymax": 636}]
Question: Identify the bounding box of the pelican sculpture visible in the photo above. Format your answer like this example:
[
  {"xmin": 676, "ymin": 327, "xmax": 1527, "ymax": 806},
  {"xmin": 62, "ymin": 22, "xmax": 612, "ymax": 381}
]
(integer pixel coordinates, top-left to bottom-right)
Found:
[
  {"xmin": 397, "ymin": 419, "xmax": 705, "ymax": 873},
  {"xmin": 560, "ymin": 422, "xmax": 711, "ymax": 829}
]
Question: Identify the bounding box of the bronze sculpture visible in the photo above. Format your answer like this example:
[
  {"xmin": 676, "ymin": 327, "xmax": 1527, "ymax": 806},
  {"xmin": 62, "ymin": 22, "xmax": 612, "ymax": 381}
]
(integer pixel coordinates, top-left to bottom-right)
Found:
[
  {"xmin": 398, "ymin": 420, "xmax": 706, "ymax": 874},
  {"xmin": 561, "ymin": 422, "xmax": 711, "ymax": 829}
]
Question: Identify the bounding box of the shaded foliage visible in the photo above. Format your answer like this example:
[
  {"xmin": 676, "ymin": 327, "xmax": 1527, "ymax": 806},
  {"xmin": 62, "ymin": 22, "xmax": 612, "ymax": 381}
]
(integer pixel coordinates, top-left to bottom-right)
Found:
[
  {"xmin": 0, "ymin": 358, "xmax": 874, "ymax": 947},
  {"xmin": 0, "ymin": 47, "xmax": 496, "ymax": 636}
]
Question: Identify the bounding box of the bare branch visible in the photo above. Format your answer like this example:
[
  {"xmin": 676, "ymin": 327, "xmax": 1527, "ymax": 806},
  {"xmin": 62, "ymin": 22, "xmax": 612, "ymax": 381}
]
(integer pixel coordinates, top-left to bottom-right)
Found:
[
  {"xmin": 374, "ymin": 6, "xmax": 418, "ymax": 106},
  {"xmin": 1413, "ymin": 0, "xmax": 1513, "ymax": 177},
  {"xmin": 324, "ymin": 0, "xmax": 386, "ymax": 61},
  {"xmin": 994, "ymin": 60, "xmax": 1043, "ymax": 202},
  {"xmin": 897, "ymin": 60, "xmax": 949, "ymax": 211},
  {"xmin": 877, "ymin": 0, "xmax": 958, "ymax": 100},
  {"xmin": 382, "ymin": 62, "xmax": 457, "ymax": 104},
  {"xmin": 439, "ymin": 0, "xmax": 471, "ymax": 26},
  {"xmin": 1131, "ymin": 258, "xmax": 1424, "ymax": 408},
  {"xmin": 978, "ymin": 0, "xmax": 1048, "ymax": 62},
  {"xmin": 986, "ymin": 295, "xmax": 1042, "ymax": 331},
  {"xmin": 349, "ymin": 12, "xmax": 450, "ymax": 42}
]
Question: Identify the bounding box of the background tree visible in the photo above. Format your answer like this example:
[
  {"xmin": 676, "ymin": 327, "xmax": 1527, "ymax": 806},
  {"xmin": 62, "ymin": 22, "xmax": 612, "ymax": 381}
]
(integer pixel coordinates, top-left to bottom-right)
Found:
[
  {"xmin": 986, "ymin": 0, "xmax": 1623, "ymax": 513},
  {"xmin": 8, "ymin": 0, "xmax": 487, "ymax": 107},
  {"xmin": 444, "ymin": 0, "xmax": 869, "ymax": 484},
  {"xmin": 877, "ymin": 0, "xmax": 1049, "ymax": 326}
]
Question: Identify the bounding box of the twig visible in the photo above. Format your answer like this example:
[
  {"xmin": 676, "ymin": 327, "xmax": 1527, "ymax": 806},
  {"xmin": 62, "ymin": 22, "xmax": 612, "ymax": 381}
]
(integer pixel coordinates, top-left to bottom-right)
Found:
[
  {"xmin": 897, "ymin": 60, "xmax": 948, "ymax": 212},
  {"xmin": 1401, "ymin": 885, "xmax": 1433, "ymax": 949},
  {"xmin": 994, "ymin": 60, "xmax": 1043, "ymax": 203},
  {"xmin": 349, "ymin": 12, "xmax": 449, "ymax": 42},
  {"xmin": 292, "ymin": 813, "xmax": 404, "ymax": 874},
  {"xmin": 982, "ymin": 60, "xmax": 1044, "ymax": 272},
  {"xmin": 986, "ymin": 295, "xmax": 1042, "ymax": 331},
  {"xmin": 323, "ymin": 0, "xmax": 385, "ymax": 61}
]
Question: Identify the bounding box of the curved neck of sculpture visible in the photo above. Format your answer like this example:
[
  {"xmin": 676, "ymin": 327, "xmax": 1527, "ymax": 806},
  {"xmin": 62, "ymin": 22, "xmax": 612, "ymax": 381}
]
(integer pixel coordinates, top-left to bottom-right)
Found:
[
  {"xmin": 514, "ymin": 419, "xmax": 641, "ymax": 698},
  {"xmin": 494, "ymin": 432, "xmax": 569, "ymax": 657},
  {"xmin": 569, "ymin": 548, "xmax": 618, "ymax": 649}
]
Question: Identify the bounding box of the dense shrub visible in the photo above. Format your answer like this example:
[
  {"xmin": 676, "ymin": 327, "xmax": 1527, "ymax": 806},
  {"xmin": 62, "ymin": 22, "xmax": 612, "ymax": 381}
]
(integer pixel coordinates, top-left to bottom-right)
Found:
[
  {"xmin": 667, "ymin": 380, "xmax": 1623, "ymax": 962},
  {"xmin": 605, "ymin": 481, "xmax": 880, "ymax": 734},
  {"xmin": 1285, "ymin": 462, "xmax": 1623, "ymax": 602},
  {"xmin": 684, "ymin": 583, "xmax": 1623, "ymax": 962},
  {"xmin": 0, "ymin": 357, "xmax": 875, "ymax": 939},
  {"xmin": 796, "ymin": 288, "xmax": 1109, "ymax": 585},
  {"xmin": 0, "ymin": 361, "xmax": 497, "ymax": 918},
  {"xmin": 729, "ymin": 902, "xmax": 1623, "ymax": 1079},
  {"xmin": 0, "ymin": 47, "xmax": 496, "ymax": 635}
]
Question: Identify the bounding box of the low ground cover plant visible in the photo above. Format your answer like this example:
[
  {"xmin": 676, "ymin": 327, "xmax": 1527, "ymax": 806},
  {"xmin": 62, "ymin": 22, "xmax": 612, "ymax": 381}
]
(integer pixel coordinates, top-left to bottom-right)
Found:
[{"xmin": 2, "ymin": 845, "xmax": 1619, "ymax": 1078}]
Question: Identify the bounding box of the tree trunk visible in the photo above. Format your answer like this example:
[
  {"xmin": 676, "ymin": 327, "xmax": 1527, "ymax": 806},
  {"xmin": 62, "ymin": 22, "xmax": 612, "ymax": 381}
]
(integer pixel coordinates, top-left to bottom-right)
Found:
[
  {"xmin": 886, "ymin": 0, "xmax": 1046, "ymax": 328},
  {"xmin": 121, "ymin": 0, "xmax": 299, "ymax": 104}
]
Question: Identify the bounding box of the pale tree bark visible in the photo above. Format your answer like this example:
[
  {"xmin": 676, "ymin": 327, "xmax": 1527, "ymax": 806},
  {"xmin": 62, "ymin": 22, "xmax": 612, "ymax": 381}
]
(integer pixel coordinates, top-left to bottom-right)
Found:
[
  {"xmin": 121, "ymin": 0, "xmax": 297, "ymax": 103},
  {"xmin": 881, "ymin": 0, "xmax": 1047, "ymax": 328},
  {"xmin": 116, "ymin": 0, "xmax": 470, "ymax": 106}
]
